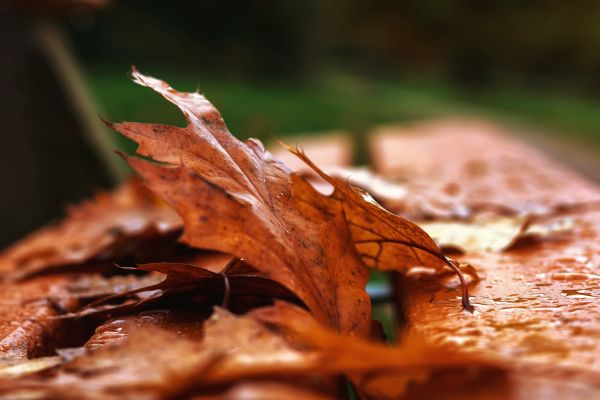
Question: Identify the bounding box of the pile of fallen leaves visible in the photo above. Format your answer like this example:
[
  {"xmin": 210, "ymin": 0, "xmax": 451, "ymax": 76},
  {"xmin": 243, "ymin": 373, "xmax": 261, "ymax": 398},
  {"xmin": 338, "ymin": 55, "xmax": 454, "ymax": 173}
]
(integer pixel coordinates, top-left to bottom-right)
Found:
[{"xmin": 1, "ymin": 70, "xmax": 585, "ymax": 399}]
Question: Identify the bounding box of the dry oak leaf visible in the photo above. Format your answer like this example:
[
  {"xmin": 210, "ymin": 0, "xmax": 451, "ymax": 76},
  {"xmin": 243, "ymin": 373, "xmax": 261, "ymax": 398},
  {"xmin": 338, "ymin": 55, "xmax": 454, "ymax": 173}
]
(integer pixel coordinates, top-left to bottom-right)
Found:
[
  {"xmin": 0, "ymin": 309, "xmax": 331, "ymax": 399},
  {"xmin": 1, "ymin": 305, "xmax": 487, "ymax": 399},
  {"xmin": 2, "ymin": 308, "xmax": 211, "ymax": 379},
  {"xmin": 109, "ymin": 69, "xmax": 372, "ymax": 334},
  {"xmin": 110, "ymin": 69, "xmax": 471, "ymax": 324},
  {"xmin": 166, "ymin": 306, "xmax": 479, "ymax": 396},
  {"xmin": 420, "ymin": 215, "xmax": 576, "ymax": 254},
  {"xmin": 288, "ymin": 148, "xmax": 473, "ymax": 309},
  {"xmin": 421, "ymin": 216, "xmax": 529, "ymax": 253},
  {"xmin": 0, "ymin": 179, "xmax": 181, "ymax": 282},
  {"xmin": 71, "ymin": 261, "xmax": 302, "ymax": 318},
  {"xmin": 5, "ymin": 305, "xmax": 598, "ymax": 400},
  {"xmin": 63, "ymin": 273, "xmax": 164, "ymax": 304},
  {"xmin": 252, "ymin": 301, "xmax": 489, "ymax": 399},
  {"xmin": 0, "ymin": 326, "xmax": 217, "ymax": 400}
]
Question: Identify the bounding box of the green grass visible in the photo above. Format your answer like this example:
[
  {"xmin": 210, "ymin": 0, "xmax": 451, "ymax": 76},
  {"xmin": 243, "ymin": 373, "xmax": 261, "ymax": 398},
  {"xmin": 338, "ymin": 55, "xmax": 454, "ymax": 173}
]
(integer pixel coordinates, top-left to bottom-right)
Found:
[
  {"xmin": 86, "ymin": 67, "xmax": 459, "ymax": 160},
  {"xmin": 84, "ymin": 65, "xmax": 600, "ymax": 163}
]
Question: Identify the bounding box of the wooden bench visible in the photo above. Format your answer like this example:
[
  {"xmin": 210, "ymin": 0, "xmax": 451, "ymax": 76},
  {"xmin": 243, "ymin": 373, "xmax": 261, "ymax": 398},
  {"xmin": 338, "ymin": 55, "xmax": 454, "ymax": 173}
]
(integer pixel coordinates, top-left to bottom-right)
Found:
[{"xmin": 368, "ymin": 118, "xmax": 600, "ymax": 398}]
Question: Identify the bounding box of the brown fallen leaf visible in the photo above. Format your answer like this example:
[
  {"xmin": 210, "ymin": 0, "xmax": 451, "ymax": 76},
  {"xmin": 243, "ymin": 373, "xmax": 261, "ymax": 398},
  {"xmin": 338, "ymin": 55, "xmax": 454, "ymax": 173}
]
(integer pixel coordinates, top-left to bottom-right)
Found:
[
  {"xmin": 420, "ymin": 216, "xmax": 529, "ymax": 253},
  {"xmin": 5, "ymin": 303, "xmax": 599, "ymax": 399},
  {"xmin": 62, "ymin": 273, "xmax": 163, "ymax": 304},
  {"xmin": 521, "ymin": 216, "xmax": 575, "ymax": 240},
  {"xmin": 109, "ymin": 306, "xmax": 457, "ymax": 397},
  {"xmin": 0, "ymin": 306, "xmax": 468, "ymax": 398},
  {"xmin": 254, "ymin": 301, "xmax": 600, "ymax": 400},
  {"xmin": 0, "ymin": 326, "xmax": 218, "ymax": 400},
  {"xmin": 251, "ymin": 301, "xmax": 487, "ymax": 399},
  {"xmin": 0, "ymin": 179, "xmax": 181, "ymax": 282},
  {"xmin": 324, "ymin": 167, "xmax": 577, "ymax": 254},
  {"xmin": 0, "ymin": 309, "xmax": 335, "ymax": 399},
  {"xmin": 110, "ymin": 68, "xmax": 472, "ymax": 321},
  {"xmin": 2, "ymin": 309, "xmax": 212, "ymax": 380},
  {"xmin": 287, "ymin": 147, "xmax": 473, "ymax": 309},
  {"xmin": 420, "ymin": 215, "xmax": 576, "ymax": 254},
  {"xmin": 0, "ymin": 271, "xmax": 173, "ymax": 367},
  {"xmin": 109, "ymin": 69, "xmax": 372, "ymax": 334},
  {"xmin": 70, "ymin": 261, "xmax": 302, "ymax": 318}
]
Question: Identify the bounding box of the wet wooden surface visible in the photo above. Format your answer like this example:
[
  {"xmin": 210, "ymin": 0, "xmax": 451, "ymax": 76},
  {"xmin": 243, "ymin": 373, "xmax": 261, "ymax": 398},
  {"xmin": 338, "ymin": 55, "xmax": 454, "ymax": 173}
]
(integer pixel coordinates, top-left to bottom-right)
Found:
[
  {"xmin": 401, "ymin": 209, "xmax": 600, "ymax": 367},
  {"xmin": 369, "ymin": 119, "xmax": 600, "ymax": 220},
  {"xmin": 369, "ymin": 119, "xmax": 600, "ymax": 397},
  {"xmin": 1, "ymin": 118, "xmax": 598, "ymax": 397}
]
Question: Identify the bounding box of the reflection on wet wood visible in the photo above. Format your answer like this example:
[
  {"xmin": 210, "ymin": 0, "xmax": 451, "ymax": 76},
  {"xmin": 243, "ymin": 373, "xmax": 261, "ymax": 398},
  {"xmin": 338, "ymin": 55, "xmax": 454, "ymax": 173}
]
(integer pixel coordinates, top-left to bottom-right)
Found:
[
  {"xmin": 370, "ymin": 119, "xmax": 600, "ymax": 398},
  {"xmin": 368, "ymin": 118, "xmax": 600, "ymax": 220}
]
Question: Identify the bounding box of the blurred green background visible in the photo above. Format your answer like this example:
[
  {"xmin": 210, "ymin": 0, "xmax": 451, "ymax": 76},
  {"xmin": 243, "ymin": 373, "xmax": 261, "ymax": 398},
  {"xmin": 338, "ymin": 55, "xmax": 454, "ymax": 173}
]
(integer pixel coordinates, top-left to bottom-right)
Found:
[
  {"xmin": 71, "ymin": 0, "xmax": 600, "ymax": 154},
  {"xmin": 1, "ymin": 0, "xmax": 600, "ymax": 248}
]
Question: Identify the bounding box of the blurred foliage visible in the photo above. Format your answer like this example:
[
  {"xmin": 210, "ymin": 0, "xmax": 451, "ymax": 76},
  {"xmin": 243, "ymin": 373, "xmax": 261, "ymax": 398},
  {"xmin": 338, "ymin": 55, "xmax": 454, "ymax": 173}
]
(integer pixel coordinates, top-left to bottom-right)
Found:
[
  {"xmin": 68, "ymin": 0, "xmax": 600, "ymax": 157},
  {"xmin": 72, "ymin": 0, "xmax": 600, "ymax": 88},
  {"xmin": 86, "ymin": 65, "xmax": 600, "ymax": 164}
]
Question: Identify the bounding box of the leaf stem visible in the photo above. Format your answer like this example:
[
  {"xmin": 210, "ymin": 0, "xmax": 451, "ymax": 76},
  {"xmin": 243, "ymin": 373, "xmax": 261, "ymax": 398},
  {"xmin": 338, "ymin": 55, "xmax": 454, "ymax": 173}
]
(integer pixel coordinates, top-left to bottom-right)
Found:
[{"xmin": 442, "ymin": 256, "xmax": 474, "ymax": 313}]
